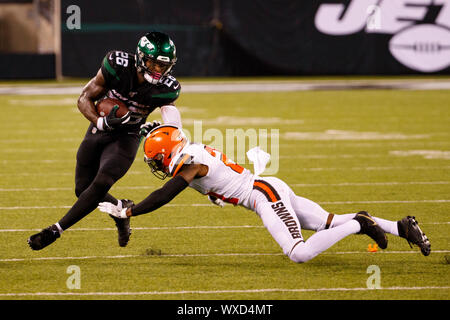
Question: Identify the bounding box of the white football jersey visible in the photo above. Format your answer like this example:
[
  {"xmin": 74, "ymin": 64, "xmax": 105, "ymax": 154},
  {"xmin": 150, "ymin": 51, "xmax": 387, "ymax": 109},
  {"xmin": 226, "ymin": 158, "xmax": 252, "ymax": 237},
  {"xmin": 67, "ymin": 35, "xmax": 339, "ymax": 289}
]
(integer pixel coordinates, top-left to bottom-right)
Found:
[{"xmin": 168, "ymin": 143, "xmax": 255, "ymax": 205}]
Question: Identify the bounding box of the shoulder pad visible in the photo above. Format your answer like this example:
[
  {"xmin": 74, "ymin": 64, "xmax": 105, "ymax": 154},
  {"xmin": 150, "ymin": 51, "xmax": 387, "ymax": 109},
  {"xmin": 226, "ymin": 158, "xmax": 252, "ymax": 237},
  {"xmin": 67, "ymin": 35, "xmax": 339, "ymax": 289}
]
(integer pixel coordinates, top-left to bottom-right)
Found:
[
  {"xmin": 170, "ymin": 153, "xmax": 193, "ymax": 177},
  {"xmin": 153, "ymin": 75, "xmax": 181, "ymax": 102},
  {"xmin": 101, "ymin": 50, "xmax": 133, "ymax": 83}
]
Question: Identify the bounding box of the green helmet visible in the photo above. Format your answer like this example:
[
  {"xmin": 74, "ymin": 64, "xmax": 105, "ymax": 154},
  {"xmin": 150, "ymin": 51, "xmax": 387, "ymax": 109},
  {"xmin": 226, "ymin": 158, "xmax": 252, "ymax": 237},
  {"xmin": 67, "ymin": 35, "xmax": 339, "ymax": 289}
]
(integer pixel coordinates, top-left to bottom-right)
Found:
[{"xmin": 136, "ymin": 31, "xmax": 177, "ymax": 84}]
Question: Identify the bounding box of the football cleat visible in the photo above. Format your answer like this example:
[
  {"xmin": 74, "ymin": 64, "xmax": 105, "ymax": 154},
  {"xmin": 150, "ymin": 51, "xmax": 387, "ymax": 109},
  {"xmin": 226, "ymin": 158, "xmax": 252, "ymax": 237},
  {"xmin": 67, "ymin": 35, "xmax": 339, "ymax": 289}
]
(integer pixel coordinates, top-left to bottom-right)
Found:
[
  {"xmin": 109, "ymin": 199, "xmax": 134, "ymax": 247},
  {"xmin": 353, "ymin": 211, "xmax": 388, "ymax": 249},
  {"xmin": 28, "ymin": 224, "xmax": 61, "ymax": 250},
  {"xmin": 397, "ymin": 216, "xmax": 431, "ymax": 256}
]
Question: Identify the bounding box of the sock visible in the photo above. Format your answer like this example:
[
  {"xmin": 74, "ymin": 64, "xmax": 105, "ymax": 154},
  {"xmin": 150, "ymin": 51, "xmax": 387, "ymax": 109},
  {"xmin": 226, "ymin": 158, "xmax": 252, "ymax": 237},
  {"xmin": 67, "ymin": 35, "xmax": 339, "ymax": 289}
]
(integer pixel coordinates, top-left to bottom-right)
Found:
[
  {"xmin": 328, "ymin": 213, "xmax": 357, "ymax": 228},
  {"xmin": 308, "ymin": 219, "xmax": 361, "ymax": 251},
  {"xmin": 58, "ymin": 187, "xmax": 109, "ymax": 230},
  {"xmin": 372, "ymin": 217, "xmax": 399, "ymax": 236},
  {"xmin": 332, "ymin": 213, "xmax": 399, "ymax": 236}
]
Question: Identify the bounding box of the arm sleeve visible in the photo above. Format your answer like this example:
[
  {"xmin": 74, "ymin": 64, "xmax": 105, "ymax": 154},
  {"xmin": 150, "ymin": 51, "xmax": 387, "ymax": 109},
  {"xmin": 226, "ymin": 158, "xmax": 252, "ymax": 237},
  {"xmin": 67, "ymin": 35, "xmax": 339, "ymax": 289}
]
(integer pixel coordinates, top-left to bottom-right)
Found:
[
  {"xmin": 160, "ymin": 105, "xmax": 182, "ymax": 128},
  {"xmin": 130, "ymin": 175, "xmax": 189, "ymax": 216}
]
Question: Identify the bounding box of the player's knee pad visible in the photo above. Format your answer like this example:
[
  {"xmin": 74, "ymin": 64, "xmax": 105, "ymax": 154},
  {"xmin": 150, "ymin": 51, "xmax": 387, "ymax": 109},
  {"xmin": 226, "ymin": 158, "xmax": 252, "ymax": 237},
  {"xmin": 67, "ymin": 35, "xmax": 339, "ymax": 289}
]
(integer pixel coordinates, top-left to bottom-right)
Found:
[{"xmin": 288, "ymin": 241, "xmax": 315, "ymax": 264}]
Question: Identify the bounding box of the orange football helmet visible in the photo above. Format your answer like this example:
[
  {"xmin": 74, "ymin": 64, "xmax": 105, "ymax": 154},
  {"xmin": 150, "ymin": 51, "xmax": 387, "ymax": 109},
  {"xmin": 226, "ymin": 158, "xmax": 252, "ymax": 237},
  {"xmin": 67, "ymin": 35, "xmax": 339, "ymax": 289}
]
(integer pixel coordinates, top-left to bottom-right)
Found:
[{"xmin": 143, "ymin": 125, "xmax": 187, "ymax": 179}]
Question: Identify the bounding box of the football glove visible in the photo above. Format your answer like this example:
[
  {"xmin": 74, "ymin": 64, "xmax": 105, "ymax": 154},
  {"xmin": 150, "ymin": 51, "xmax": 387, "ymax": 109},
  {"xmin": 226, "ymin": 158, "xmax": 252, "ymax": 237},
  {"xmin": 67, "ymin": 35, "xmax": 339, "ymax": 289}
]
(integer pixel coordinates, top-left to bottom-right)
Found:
[
  {"xmin": 98, "ymin": 201, "xmax": 129, "ymax": 219},
  {"xmin": 97, "ymin": 105, "xmax": 132, "ymax": 131},
  {"xmin": 208, "ymin": 195, "xmax": 225, "ymax": 208},
  {"xmin": 139, "ymin": 120, "xmax": 161, "ymax": 137}
]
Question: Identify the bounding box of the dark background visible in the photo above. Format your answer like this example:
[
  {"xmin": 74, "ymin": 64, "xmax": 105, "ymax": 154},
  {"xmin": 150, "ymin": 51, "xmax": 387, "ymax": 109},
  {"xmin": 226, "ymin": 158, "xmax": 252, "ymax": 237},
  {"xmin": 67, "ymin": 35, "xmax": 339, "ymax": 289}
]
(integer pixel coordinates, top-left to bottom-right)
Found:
[
  {"xmin": 1, "ymin": 0, "xmax": 449, "ymax": 79},
  {"xmin": 60, "ymin": 0, "xmax": 450, "ymax": 78}
]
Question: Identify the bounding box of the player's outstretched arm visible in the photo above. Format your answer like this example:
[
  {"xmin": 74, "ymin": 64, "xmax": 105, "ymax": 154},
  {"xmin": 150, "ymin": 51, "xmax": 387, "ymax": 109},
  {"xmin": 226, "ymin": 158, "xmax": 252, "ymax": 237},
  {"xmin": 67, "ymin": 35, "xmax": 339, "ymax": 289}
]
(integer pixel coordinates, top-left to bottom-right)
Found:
[{"xmin": 99, "ymin": 164, "xmax": 207, "ymax": 218}]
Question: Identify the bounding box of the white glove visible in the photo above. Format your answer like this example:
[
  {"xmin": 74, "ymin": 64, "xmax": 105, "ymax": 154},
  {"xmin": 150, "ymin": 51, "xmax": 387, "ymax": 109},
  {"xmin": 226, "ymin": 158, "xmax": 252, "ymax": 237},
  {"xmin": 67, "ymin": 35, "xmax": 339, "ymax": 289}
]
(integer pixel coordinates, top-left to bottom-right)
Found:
[
  {"xmin": 98, "ymin": 202, "xmax": 128, "ymax": 219},
  {"xmin": 208, "ymin": 195, "xmax": 225, "ymax": 208},
  {"xmin": 246, "ymin": 146, "xmax": 270, "ymax": 176}
]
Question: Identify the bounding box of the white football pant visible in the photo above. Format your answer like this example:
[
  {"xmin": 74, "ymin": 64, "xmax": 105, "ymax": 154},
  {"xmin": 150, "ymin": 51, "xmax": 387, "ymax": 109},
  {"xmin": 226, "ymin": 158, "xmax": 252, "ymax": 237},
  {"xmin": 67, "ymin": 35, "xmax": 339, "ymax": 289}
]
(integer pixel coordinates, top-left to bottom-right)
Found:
[{"xmin": 247, "ymin": 177, "xmax": 397, "ymax": 263}]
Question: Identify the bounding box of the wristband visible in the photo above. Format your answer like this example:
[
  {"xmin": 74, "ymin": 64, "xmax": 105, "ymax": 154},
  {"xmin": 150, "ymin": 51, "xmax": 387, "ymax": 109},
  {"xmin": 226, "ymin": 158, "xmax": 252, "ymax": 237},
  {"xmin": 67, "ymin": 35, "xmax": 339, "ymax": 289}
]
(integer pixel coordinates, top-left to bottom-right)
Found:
[{"xmin": 96, "ymin": 117, "xmax": 105, "ymax": 131}]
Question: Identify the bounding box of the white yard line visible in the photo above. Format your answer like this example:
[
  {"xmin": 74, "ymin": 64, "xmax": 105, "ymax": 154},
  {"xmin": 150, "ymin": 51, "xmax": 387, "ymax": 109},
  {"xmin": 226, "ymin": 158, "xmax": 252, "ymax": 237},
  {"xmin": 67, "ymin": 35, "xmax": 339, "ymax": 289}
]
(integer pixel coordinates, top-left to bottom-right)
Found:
[
  {"xmin": 1, "ymin": 250, "xmax": 449, "ymax": 263},
  {"xmin": 1, "ymin": 159, "xmax": 75, "ymax": 163},
  {"xmin": 2, "ymin": 139, "xmax": 450, "ymax": 146},
  {"xmin": 1, "ymin": 166, "xmax": 449, "ymax": 178},
  {"xmin": 0, "ymin": 225, "xmax": 265, "ymax": 232},
  {"xmin": 317, "ymin": 199, "xmax": 450, "ymax": 205},
  {"xmin": 0, "ymin": 253, "xmax": 281, "ymax": 263},
  {"xmin": 0, "ymin": 187, "xmax": 73, "ymax": 192},
  {"xmin": 0, "ymin": 286, "xmax": 449, "ymax": 297},
  {"xmin": 294, "ymin": 166, "xmax": 450, "ymax": 171},
  {"xmin": 291, "ymin": 181, "xmax": 450, "ymax": 187},
  {"xmin": 319, "ymin": 199, "xmax": 450, "ymax": 204},
  {"xmin": 1, "ymin": 199, "xmax": 449, "ymax": 211},
  {"xmin": 1, "ymin": 79, "xmax": 450, "ymax": 95},
  {"xmin": 1, "ymin": 222, "xmax": 447, "ymax": 233},
  {"xmin": 0, "ymin": 186, "xmax": 157, "ymax": 192},
  {"xmin": 0, "ymin": 204, "xmax": 211, "ymax": 210},
  {"xmin": 279, "ymin": 154, "xmax": 388, "ymax": 159},
  {"xmin": 1, "ymin": 181, "xmax": 448, "ymax": 192},
  {"xmin": 0, "ymin": 153, "xmax": 385, "ymax": 161}
]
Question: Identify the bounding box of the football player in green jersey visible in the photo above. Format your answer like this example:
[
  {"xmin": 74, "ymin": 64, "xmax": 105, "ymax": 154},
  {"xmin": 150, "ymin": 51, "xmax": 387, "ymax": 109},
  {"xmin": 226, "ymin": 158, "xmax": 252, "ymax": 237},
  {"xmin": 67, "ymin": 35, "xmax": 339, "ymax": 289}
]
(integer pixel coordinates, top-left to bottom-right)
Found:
[{"xmin": 28, "ymin": 31, "xmax": 182, "ymax": 250}]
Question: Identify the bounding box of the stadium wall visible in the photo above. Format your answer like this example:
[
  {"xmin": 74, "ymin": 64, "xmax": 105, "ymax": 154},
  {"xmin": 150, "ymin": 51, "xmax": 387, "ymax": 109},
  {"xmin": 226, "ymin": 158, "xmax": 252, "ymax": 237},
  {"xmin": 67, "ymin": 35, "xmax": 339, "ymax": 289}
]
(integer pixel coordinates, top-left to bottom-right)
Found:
[
  {"xmin": 0, "ymin": 0, "xmax": 56, "ymax": 79},
  {"xmin": 2, "ymin": 0, "xmax": 450, "ymax": 79},
  {"xmin": 60, "ymin": 0, "xmax": 450, "ymax": 78},
  {"xmin": 0, "ymin": 53, "xmax": 55, "ymax": 79}
]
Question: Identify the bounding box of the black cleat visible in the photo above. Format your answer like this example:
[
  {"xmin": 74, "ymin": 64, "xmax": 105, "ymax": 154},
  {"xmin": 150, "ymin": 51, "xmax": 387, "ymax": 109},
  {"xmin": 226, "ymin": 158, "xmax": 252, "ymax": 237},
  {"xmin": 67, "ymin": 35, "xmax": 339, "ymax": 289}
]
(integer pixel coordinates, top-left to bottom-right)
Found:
[
  {"xmin": 353, "ymin": 211, "xmax": 388, "ymax": 249},
  {"xmin": 109, "ymin": 199, "xmax": 133, "ymax": 247},
  {"xmin": 28, "ymin": 224, "xmax": 61, "ymax": 250},
  {"xmin": 398, "ymin": 216, "xmax": 431, "ymax": 256}
]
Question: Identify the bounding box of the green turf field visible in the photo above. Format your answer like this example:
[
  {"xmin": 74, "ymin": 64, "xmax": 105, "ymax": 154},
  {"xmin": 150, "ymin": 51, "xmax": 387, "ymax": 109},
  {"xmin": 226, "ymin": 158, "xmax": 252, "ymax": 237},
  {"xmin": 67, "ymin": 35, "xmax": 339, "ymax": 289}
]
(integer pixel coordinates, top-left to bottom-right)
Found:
[{"xmin": 0, "ymin": 83, "xmax": 449, "ymax": 300}]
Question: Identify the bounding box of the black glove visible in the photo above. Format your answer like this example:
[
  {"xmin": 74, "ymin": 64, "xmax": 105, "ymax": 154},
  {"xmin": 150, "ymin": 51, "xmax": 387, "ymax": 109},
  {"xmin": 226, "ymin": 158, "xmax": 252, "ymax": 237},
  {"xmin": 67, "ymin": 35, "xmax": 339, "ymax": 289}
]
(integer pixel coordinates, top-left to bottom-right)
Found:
[
  {"xmin": 139, "ymin": 120, "xmax": 161, "ymax": 137},
  {"xmin": 97, "ymin": 106, "xmax": 131, "ymax": 131}
]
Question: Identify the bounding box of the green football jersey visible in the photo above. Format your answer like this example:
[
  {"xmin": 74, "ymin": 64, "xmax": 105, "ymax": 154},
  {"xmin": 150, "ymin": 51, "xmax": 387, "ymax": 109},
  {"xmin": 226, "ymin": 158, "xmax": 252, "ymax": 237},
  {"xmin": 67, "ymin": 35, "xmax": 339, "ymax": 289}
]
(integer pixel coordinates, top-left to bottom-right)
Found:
[{"xmin": 101, "ymin": 50, "xmax": 181, "ymax": 124}]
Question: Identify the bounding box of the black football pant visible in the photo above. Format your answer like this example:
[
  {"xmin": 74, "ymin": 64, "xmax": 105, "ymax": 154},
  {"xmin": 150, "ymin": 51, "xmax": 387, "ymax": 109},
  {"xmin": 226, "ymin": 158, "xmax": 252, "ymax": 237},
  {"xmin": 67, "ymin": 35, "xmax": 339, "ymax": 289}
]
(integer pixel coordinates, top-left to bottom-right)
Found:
[{"xmin": 58, "ymin": 124, "xmax": 140, "ymax": 230}]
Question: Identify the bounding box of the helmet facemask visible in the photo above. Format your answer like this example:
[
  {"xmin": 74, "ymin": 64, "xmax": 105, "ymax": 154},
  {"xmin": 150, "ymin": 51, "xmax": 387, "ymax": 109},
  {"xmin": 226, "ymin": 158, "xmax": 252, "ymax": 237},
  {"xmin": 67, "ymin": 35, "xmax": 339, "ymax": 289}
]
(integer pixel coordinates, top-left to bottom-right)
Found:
[
  {"xmin": 140, "ymin": 56, "xmax": 173, "ymax": 84},
  {"xmin": 144, "ymin": 153, "xmax": 168, "ymax": 180}
]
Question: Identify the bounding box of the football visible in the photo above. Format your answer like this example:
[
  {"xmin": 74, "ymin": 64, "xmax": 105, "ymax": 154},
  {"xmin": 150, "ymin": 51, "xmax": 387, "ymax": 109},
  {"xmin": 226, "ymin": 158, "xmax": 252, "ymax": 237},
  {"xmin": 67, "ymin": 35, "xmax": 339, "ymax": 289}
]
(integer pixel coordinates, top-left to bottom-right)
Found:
[
  {"xmin": 95, "ymin": 98, "xmax": 129, "ymax": 117},
  {"xmin": 389, "ymin": 24, "xmax": 450, "ymax": 73}
]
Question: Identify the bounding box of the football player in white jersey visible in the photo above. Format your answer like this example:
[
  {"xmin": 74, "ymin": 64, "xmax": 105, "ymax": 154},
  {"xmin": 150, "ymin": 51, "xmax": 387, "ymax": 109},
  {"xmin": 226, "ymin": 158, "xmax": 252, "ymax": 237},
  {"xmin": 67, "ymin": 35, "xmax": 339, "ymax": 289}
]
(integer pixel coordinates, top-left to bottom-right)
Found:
[{"xmin": 99, "ymin": 125, "xmax": 431, "ymax": 262}]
